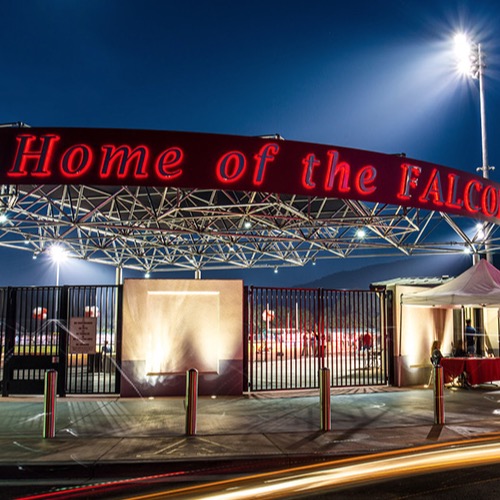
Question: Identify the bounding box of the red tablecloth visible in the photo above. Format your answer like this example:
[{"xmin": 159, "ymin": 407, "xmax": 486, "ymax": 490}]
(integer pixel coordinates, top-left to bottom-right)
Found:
[{"xmin": 441, "ymin": 357, "xmax": 500, "ymax": 385}]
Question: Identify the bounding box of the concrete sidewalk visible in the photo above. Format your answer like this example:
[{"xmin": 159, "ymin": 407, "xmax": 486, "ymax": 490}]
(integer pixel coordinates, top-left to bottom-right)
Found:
[{"xmin": 0, "ymin": 385, "xmax": 499, "ymax": 479}]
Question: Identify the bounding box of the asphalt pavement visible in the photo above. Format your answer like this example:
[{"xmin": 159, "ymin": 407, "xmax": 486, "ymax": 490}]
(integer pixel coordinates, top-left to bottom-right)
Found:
[{"xmin": 0, "ymin": 384, "xmax": 499, "ymax": 481}]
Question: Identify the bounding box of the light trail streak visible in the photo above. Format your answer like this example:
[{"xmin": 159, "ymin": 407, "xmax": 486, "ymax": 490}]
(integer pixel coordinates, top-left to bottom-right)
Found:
[{"xmin": 124, "ymin": 435, "xmax": 500, "ymax": 500}]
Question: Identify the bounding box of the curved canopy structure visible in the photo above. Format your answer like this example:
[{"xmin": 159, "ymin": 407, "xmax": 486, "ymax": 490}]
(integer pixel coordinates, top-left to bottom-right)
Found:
[{"xmin": 0, "ymin": 126, "xmax": 498, "ymax": 274}]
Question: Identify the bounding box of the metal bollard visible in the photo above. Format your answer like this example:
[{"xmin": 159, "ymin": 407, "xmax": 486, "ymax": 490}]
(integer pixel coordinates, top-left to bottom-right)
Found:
[
  {"xmin": 185, "ymin": 368, "xmax": 198, "ymax": 436},
  {"xmin": 43, "ymin": 369, "xmax": 57, "ymax": 439},
  {"xmin": 433, "ymin": 364, "xmax": 445, "ymax": 425},
  {"xmin": 319, "ymin": 367, "xmax": 331, "ymax": 431}
]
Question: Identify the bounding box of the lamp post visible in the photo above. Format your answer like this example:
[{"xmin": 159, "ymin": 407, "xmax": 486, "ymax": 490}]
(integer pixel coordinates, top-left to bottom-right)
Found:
[
  {"xmin": 454, "ymin": 34, "xmax": 494, "ymax": 261},
  {"xmin": 49, "ymin": 245, "xmax": 67, "ymax": 286}
]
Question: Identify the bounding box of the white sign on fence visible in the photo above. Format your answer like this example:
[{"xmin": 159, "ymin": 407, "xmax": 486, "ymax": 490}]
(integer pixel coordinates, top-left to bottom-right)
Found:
[{"xmin": 69, "ymin": 317, "xmax": 97, "ymax": 354}]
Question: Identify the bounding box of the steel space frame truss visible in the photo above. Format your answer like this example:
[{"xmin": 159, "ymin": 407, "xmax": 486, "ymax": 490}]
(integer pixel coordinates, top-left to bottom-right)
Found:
[{"xmin": 0, "ymin": 184, "xmax": 497, "ymax": 274}]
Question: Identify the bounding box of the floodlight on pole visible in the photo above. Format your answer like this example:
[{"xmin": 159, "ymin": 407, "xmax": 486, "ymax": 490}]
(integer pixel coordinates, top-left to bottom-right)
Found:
[
  {"xmin": 453, "ymin": 33, "xmax": 493, "ymax": 178},
  {"xmin": 454, "ymin": 33, "xmax": 494, "ymax": 261},
  {"xmin": 49, "ymin": 244, "xmax": 68, "ymax": 286}
]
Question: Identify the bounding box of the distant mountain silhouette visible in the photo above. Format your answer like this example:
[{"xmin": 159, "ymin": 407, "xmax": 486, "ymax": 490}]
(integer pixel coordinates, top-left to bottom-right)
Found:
[{"xmin": 295, "ymin": 255, "xmax": 472, "ymax": 290}]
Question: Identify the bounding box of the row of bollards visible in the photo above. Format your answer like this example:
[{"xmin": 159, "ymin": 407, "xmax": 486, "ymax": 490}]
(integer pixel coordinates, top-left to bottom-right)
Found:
[
  {"xmin": 42, "ymin": 364, "xmax": 445, "ymax": 439},
  {"xmin": 42, "ymin": 368, "xmax": 201, "ymax": 439},
  {"xmin": 186, "ymin": 367, "xmax": 334, "ymax": 435},
  {"xmin": 183, "ymin": 364, "xmax": 445, "ymax": 434}
]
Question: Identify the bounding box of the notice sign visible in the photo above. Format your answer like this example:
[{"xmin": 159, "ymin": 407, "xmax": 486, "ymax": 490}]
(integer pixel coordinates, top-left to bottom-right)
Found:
[{"xmin": 69, "ymin": 317, "xmax": 97, "ymax": 354}]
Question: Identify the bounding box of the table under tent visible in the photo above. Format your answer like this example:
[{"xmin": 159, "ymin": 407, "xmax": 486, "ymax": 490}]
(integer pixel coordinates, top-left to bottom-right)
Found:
[{"xmin": 396, "ymin": 259, "xmax": 500, "ymax": 386}]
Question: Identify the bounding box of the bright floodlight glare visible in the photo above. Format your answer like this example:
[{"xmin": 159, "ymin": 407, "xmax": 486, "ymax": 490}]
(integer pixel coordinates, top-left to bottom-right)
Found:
[
  {"xmin": 454, "ymin": 32, "xmax": 474, "ymax": 76},
  {"xmin": 49, "ymin": 245, "xmax": 67, "ymax": 263},
  {"xmin": 454, "ymin": 33, "xmax": 470, "ymax": 55}
]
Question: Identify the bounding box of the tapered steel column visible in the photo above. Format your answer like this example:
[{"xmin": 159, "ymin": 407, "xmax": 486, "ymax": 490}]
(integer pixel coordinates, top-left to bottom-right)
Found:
[
  {"xmin": 185, "ymin": 368, "xmax": 199, "ymax": 435},
  {"xmin": 319, "ymin": 367, "xmax": 331, "ymax": 431},
  {"xmin": 43, "ymin": 369, "xmax": 57, "ymax": 438}
]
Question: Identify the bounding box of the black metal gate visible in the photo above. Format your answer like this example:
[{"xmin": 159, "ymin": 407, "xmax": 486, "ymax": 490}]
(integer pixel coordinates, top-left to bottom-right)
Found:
[
  {"xmin": 247, "ymin": 287, "xmax": 389, "ymax": 391},
  {"xmin": 0, "ymin": 288, "xmax": 7, "ymax": 394},
  {"xmin": 0, "ymin": 285, "xmax": 121, "ymax": 396},
  {"xmin": 65, "ymin": 285, "xmax": 122, "ymax": 395}
]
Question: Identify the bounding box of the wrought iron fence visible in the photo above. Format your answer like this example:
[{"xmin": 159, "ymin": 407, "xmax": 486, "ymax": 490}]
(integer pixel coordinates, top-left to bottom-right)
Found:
[
  {"xmin": 0, "ymin": 285, "xmax": 121, "ymax": 396},
  {"xmin": 247, "ymin": 287, "xmax": 388, "ymax": 391},
  {"xmin": 0, "ymin": 282, "xmax": 389, "ymax": 395},
  {"xmin": 0, "ymin": 288, "xmax": 6, "ymax": 389}
]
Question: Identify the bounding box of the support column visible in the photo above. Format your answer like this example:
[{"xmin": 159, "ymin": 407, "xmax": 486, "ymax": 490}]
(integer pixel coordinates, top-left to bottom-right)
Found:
[{"xmin": 115, "ymin": 265, "xmax": 123, "ymax": 285}]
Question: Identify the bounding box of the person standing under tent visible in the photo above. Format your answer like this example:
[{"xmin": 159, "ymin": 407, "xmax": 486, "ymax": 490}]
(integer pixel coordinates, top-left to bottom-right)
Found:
[{"xmin": 465, "ymin": 319, "xmax": 476, "ymax": 356}]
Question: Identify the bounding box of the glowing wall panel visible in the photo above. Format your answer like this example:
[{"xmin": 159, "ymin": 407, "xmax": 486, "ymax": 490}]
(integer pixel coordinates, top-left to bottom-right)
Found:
[
  {"xmin": 121, "ymin": 279, "xmax": 243, "ymax": 397},
  {"xmin": 145, "ymin": 291, "xmax": 220, "ymax": 374}
]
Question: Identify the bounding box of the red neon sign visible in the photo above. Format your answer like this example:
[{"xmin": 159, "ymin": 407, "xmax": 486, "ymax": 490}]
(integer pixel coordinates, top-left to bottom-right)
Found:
[{"xmin": 1, "ymin": 127, "xmax": 499, "ymax": 224}]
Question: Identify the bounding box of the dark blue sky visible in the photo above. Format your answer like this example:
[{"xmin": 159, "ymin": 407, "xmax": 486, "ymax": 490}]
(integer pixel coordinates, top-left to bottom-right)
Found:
[{"xmin": 0, "ymin": 0, "xmax": 498, "ymax": 287}]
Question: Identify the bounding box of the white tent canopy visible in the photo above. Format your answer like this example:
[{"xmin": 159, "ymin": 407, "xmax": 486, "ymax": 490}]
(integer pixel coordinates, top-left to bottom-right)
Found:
[{"xmin": 402, "ymin": 259, "xmax": 500, "ymax": 307}]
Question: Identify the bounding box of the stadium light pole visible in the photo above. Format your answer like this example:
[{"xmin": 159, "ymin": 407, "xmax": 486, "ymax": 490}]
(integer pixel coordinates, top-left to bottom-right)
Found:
[
  {"xmin": 454, "ymin": 33, "xmax": 493, "ymax": 261},
  {"xmin": 49, "ymin": 245, "xmax": 68, "ymax": 286}
]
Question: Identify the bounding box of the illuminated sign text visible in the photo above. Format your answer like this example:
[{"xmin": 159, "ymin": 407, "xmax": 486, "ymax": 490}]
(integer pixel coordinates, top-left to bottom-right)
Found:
[{"xmin": 0, "ymin": 128, "xmax": 499, "ymax": 224}]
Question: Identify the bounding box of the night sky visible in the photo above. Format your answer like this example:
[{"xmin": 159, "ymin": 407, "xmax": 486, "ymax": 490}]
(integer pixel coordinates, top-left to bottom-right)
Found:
[{"xmin": 0, "ymin": 0, "xmax": 499, "ymax": 287}]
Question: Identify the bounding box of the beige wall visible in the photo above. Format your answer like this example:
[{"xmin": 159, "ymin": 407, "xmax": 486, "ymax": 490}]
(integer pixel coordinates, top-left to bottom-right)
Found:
[
  {"xmin": 395, "ymin": 285, "xmax": 454, "ymax": 386},
  {"xmin": 121, "ymin": 279, "xmax": 243, "ymax": 397},
  {"xmin": 482, "ymin": 308, "xmax": 499, "ymax": 355}
]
